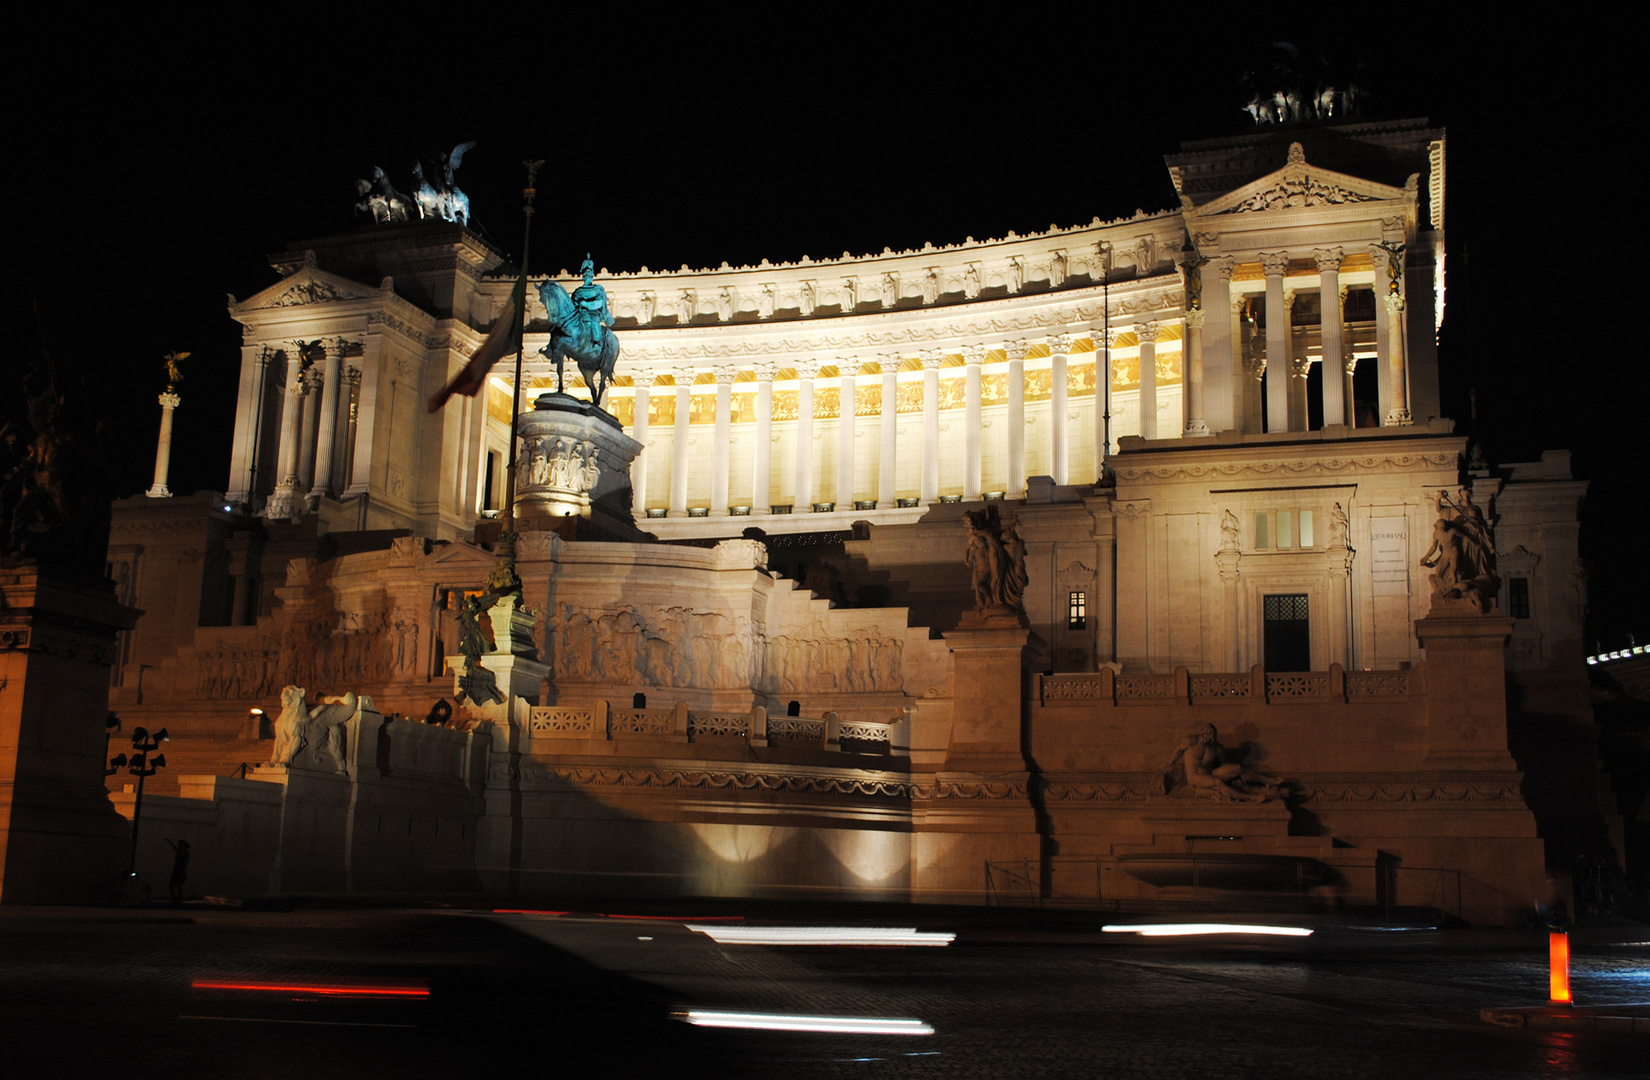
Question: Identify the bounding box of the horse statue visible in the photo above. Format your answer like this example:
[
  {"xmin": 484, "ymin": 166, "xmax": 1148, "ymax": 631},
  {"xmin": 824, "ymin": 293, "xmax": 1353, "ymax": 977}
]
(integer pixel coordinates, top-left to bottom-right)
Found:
[{"xmin": 537, "ymin": 255, "xmax": 620, "ymax": 406}]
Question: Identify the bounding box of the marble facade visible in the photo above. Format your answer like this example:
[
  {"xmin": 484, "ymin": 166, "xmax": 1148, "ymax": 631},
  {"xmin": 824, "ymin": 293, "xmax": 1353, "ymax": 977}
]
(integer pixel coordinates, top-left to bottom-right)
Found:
[{"xmin": 98, "ymin": 118, "xmax": 1616, "ymax": 921}]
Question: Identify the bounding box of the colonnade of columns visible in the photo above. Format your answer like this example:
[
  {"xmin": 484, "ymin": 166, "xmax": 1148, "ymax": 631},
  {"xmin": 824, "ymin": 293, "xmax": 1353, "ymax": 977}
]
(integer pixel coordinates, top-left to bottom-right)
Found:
[
  {"xmin": 264, "ymin": 340, "xmax": 361, "ymax": 519},
  {"xmin": 632, "ymin": 331, "xmax": 1146, "ymax": 517},
  {"xmin": 1206, "ymin": 245, "xmax": 1408, "ymax": 435}
]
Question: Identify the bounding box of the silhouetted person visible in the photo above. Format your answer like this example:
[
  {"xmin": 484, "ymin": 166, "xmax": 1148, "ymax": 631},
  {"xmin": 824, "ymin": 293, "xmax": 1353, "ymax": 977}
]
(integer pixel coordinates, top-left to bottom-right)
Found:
[{"xmin": 164, "ymin": 838, "xmax": 190, "ymax": 903}]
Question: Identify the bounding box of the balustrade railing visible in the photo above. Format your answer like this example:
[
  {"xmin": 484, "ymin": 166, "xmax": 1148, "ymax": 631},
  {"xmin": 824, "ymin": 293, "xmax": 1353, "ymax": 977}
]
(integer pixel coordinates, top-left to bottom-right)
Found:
[{"xmin": 525, "ymin": 700, "xmax": 901, "ymax": 753}]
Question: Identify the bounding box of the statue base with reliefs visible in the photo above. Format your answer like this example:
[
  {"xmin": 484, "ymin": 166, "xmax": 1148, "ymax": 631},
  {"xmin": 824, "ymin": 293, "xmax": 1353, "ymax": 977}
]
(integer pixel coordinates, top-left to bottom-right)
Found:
[{"xmin": 513, "ymin": 394, "xmax": 648, "ymax": 542}]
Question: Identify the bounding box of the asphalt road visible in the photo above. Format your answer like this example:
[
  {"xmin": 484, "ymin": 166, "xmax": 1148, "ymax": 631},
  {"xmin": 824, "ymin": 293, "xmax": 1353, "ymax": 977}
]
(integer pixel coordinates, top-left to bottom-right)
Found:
[{"xmin": 1, "ymin": 902, "xmax": 1645, "ymax": 1079}]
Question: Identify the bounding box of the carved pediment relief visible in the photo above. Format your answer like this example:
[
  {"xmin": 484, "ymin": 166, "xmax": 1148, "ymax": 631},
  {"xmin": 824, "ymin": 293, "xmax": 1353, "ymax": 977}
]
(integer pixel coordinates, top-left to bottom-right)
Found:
[
  {"xmin": 238, "ymin": 268, "xmax": 377, "ymax": 312},
  {"xmin": 1199, "ymin": 144, "xmax": 1410, "ymax": 218}
]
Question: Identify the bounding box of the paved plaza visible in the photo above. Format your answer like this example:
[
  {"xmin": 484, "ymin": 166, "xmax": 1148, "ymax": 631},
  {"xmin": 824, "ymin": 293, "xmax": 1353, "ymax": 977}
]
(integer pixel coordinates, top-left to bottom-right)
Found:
[{"xmin": 1, "ymin": 901, "xmax": 1645, "ymax": 1079}]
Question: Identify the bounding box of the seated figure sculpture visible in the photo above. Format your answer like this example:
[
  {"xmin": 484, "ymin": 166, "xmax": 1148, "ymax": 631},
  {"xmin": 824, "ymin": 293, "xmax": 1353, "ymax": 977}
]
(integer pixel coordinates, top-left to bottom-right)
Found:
[
  {"xmin": 1162, "ymin": 723, "xmax": 1287, "ymax": 803},
  {"xmin": 268, "ymin": 685, "xmax": 359, "ymax": 773}
]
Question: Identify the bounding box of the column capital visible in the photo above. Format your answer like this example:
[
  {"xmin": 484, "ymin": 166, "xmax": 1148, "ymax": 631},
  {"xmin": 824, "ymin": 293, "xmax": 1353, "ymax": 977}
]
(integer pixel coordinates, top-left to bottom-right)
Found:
[
  {"xmin": 794, "ymin": 357, "xmax": 821, "ymax": 380},
  {"xmin": 713, "ymin": 365, "xmax": 739, "ymax": 385},
  {"xmin": 837, "ymin": 355, "xmax": 859, "ymax": 378},
  {"xmin": 1045, "ymin": 333, "xmax": 1073, "ymax": 357},
  {"xmin": 920, "ymin": 351, "xmax": 947, "ymax": 371},
  {"xmin": 962, "ymin": 344, "xmax": 987, "ymax": 367},
  {"xmin": 1385, "ymin": 292, "xmax": 1407, "ymax": 314},
  {"xmin": 158, "ymin": 392, "xmax": 181, "ymax": 409},
  {"xmin": 672, "ymin": 366, "xmax": 698, "ymax": 386},
  {"xmin": 1259, "ymin": 251, "xmax": 1289, "ymax": 278},
  {"xmin": 1367, "ymin": 243, "xmax": 1390, "ymax": 271},
  {"xmin": 1089, "ymin": 327, "xmax": 1120, "ymax": 349},
  {"xmin": 1243, "ymin": 356, "xmax": 1268, "ymax": 379},
  {"xmin": 1282, "ymin": 288, "xmax": 1297, "ymax": 311},
  {"xmin": 1345, "ymin": 351, "xmax": 1359, "ymax": 375},
  {"xmin": 632, "ymin": 367, "xmax": 658, "ymax": 389},
  {"xmin": 1184, "ymin": 308, "xmax": 1206, "ymax": 330},
  {"xmin": 343, "ymin": 365, "xmax": 362, "ymax": 387},
  {"xmin": 877, "ymin": 352, "xmax": 903, "ymax": 374},
  {"xmin": 1230, "ymin": 290, "xmax": 1249, "ymax": 313},
  {"xmin": 752, "ymin": 360, "xmax": 778, "ymax": 382},
  {"xmin": 1134, "ymin": 321, "xmax": 1161, "ymax": 343},
  {"xmin": 1003, "ymin": 339, "xmax": 1029, "ymax": 362},
  {"xmin": 303, "ymin": 367, "xmax": 324, "ymax": 391},
  {"xmin": 1313, "ymin": 246, "xmax": 1344, "ymax": 273},
  {"xmin": 1293, "ymin": 357, "xmax": 1313, "ymax": 379},
  {"xmin": 1212, "ymin": 255, "xmax": 1236, "ymax": 281}
]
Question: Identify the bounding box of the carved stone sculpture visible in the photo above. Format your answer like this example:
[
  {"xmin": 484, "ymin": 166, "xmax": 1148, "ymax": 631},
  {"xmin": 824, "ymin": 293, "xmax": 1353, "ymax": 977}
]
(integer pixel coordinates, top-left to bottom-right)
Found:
[
  {"xmin": 1419, "ymin": 487, "xmax": 1499, "ymax": 612},
  {"xmin": 1162, "ymin": 723, "xmax": 1287, "ymax": 803},
  {"xmin": 1219, "ymin": 509, "xmax": 1240, "ymax": 552},
  {"xmin": 963, "ymin": 506, "xmax": 1027, "ymax": 613},
  {"xmin": 268, "ymin": 685, "xmax": 357, "ymax": 773}
]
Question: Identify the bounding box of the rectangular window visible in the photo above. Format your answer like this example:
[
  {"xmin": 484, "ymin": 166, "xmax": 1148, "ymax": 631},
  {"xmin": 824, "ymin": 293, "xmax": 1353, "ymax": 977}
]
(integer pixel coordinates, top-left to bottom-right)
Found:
[
  {"xmin": 1068, "ymin": 591, "xmax": 1087, "ymax": 630},
  {"xmin": 1298, "ymin": 510, "xmax": 1314, "ymax": 548},
  {"xmin": 1277, "ymin": 511, "xmax": 1293, "ymax": 548},
  {"xmin": 1254, "ymin": 512, "xmax": 1271, "ymax": 548},
  {"xmin": 1262, "ymin": 593, "xmax": 1311, "ymax": 671},
  {"xmin": 1509, "ymin": 577, "xmax": 1531, "ymax": 620}
]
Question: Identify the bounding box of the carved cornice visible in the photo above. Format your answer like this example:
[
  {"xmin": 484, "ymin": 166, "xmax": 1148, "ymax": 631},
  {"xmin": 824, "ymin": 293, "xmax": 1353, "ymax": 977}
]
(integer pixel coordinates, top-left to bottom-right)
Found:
[
  {"xmin": 1115, "ymin": 450, "xmax": 1457, "ymax": 484},
  {"xmin": 1299, "ymin": 781, "xmax": 1524, "ymax": 804}
]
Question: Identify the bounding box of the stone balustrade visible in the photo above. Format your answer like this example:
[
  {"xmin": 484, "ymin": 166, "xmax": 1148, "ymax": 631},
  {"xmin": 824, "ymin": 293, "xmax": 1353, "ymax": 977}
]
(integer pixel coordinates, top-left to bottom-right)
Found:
[
  {"xmin": 527, "ymin": 701, "xmax": 898, "ymax": 753},
  {"xmin": 1039, "ymin": 664, "xmax": 1409, "ymax": 706}
]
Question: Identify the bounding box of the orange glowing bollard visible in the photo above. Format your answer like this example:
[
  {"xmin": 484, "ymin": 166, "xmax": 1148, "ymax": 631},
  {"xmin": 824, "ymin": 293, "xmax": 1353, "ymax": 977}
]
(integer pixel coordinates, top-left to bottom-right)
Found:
[{"xmin": 1548, "ymin": 931, "xmax": 1572, "ymax": 1006}]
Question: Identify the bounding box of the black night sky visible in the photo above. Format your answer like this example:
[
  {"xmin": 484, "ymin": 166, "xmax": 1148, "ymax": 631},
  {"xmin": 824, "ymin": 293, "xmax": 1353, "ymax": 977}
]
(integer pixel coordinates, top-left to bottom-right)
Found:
[{"xmin": 8, "ymin": 19, "xmax": 1637, "ymax": 648}]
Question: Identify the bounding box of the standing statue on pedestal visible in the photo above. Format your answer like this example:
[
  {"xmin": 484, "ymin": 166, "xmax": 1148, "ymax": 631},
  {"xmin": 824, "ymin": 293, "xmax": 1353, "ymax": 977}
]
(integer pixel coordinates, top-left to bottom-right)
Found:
[
  {"xmin": 163, "ymin": 352, "xmax": 188, "ymax": 394},
  {"xmin": 538, "ymin": 256, "xmax": 621, "ymax": 406}
]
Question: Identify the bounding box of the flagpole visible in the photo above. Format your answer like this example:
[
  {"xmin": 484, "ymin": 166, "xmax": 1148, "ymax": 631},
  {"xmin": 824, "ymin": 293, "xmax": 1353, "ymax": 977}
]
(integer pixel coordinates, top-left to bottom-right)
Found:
[{"xmin": 487, "ymin": 159, "xmax": 544, "ymax": 599}]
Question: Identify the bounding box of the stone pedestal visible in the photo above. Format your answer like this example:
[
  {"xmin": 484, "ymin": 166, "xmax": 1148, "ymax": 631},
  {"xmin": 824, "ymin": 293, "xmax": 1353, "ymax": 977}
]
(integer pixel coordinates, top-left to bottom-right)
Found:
[
  {"xmin": 1415, "ymin": 610, "xmax": 1517, "ymax": 769},
  {"xmin": 913, "ymin": 612, "xmax": 1047, "ymax": 903},
  {"xmin": 515, "ymin": 394, "xmax": 645, "ymax": 540},
  {"xmin": 0, "ymin": 565, "xmax": 138, "ymax": 903}
]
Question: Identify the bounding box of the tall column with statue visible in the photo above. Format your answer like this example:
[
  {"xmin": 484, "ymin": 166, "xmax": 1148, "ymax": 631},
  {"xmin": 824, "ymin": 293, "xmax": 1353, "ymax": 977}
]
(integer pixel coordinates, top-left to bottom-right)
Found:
[{"xmin": 146, "ymin": 352, "xmax": 187, "ymax": 498}]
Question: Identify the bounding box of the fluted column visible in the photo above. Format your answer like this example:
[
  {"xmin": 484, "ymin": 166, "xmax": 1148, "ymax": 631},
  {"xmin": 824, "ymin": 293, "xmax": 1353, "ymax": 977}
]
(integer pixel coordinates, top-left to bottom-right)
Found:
[
  {"xmin": 1292, "ymin": 357, "xmax": 1312, "ymax": 432},
  {"xmin": 1230, "ymin": 290, "xmax": 1251, "ymax": 432},
  {"xmin": 1205, "ymin": 257, "xmax": 1235, "ymax": 433},
  {"xmin": 795, "ymin": 358, "xmax": 818, "ymax": 509},
  {"xmin": 1315, "ymin": 248, "xmax": 1345, "ymax": 428},
  {"xmin": 712, "ymin": 365, "xmax": 735, "ymax": 513},
  {"xmin": 1382, "ymin": 277, "xmax": 1411, "ymax": 426},
  {"xmin": 1184, "ymin": 309, "xmax": 1208, "ymax": 436},
  {"xmin": 1048, "ymin": 334, "xmax": 1070, "ymax": 484},
  {"xmin": 836, "ymin": 359, "xmax": 856, "ymax": 508},
  {"xmin": 753, "ymin": 361, "xmax": 775, "ymax": 509},
  {"xmin": 877, "ymin": 354, "xmax": 898, "ymax": 506},
  {"xmin": 1243, "ymin": 355, "xmax": 1267, "ymax": 433},
  {"xmin": 962, "ymin": 345, "xmax": 984, "ymax": 500},
  {"xmin": 146, "ymin": 392, "xmax": 180, "ymax": 498},
  {"xmin": 330, "ymin": 362, "xmax": 355, "ymax": 494},
  {"xmin": 341, "ymin": 367, "xmax": 361, "ymax": 492},
  {"xmin": 1004, "ymin": 339, "xmax": 1027, "ymax": 496},
  {"xmin": 920, "ymin": 351, "xmax": 942, "ymax": 502},
  {"xmin": 669, "ymin": 366, "xmax": 693, "ymax": 515},
  {"xmin": 1343, "ymin": 330, "xmax": 1357, "ymax": 428},
  {"xmin": 296, "ymin": 367, "xmax": 322, "ymax": 494},
  {"xmin": 631, "ymin": 369, "xmax": 654, "ymax": 512},
  {"xmin": 1136, "ymin": 322, "xmax": 1160, "ymax": 440},
  {"xmin": 1091, "ymin": 328, "xmax": 1115, "ymax": 473},
  {"xmin": 1260, "ymin": 252, "xmax": 1290, "ymax": 432},
  {"xmin": 310, "ymin": 339, "xmax": 345, "ymax": 500},
  {"xmin": 266, "ymin": 348, "xmax": 307, "ymax": 519},
  {"xmin": 1283, "ymin": 289, "xmax": 1306, "ymax": 431}
]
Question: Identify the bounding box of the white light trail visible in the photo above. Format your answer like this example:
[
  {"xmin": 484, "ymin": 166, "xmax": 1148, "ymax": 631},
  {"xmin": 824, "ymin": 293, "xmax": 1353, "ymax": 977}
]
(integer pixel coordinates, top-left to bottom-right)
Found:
[
  {"xmin": 1101, "ymin": 923, "xmax": 1313, "ymax": 937},
  {"xmin": 684, "ymin": 925, "xmax": 955, "ymax": 946},
  {"xmin": 676, "ymin": 1010, "xmax": 934, "ymax": 1035}
]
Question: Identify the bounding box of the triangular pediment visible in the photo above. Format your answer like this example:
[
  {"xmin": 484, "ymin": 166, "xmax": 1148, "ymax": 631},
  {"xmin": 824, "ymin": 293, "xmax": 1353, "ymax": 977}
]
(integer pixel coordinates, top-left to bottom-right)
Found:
[
  {"xmin": 235, "ymin": 263, "xmax": 379, "ymax": 312},
  {"xmin": 428, "ymin": 542, "xmax": 501, "ymax": 568},
  {"xmin": 1196, "ymin": 143, "xmax": 1411, "ymax": 217}
]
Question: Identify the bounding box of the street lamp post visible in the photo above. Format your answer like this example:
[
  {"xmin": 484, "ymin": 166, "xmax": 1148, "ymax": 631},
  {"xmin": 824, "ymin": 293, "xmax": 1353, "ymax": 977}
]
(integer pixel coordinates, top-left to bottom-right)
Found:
[{"xmin": 110, "ymin": 726, "xmax": 169, "ymax": 878}]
